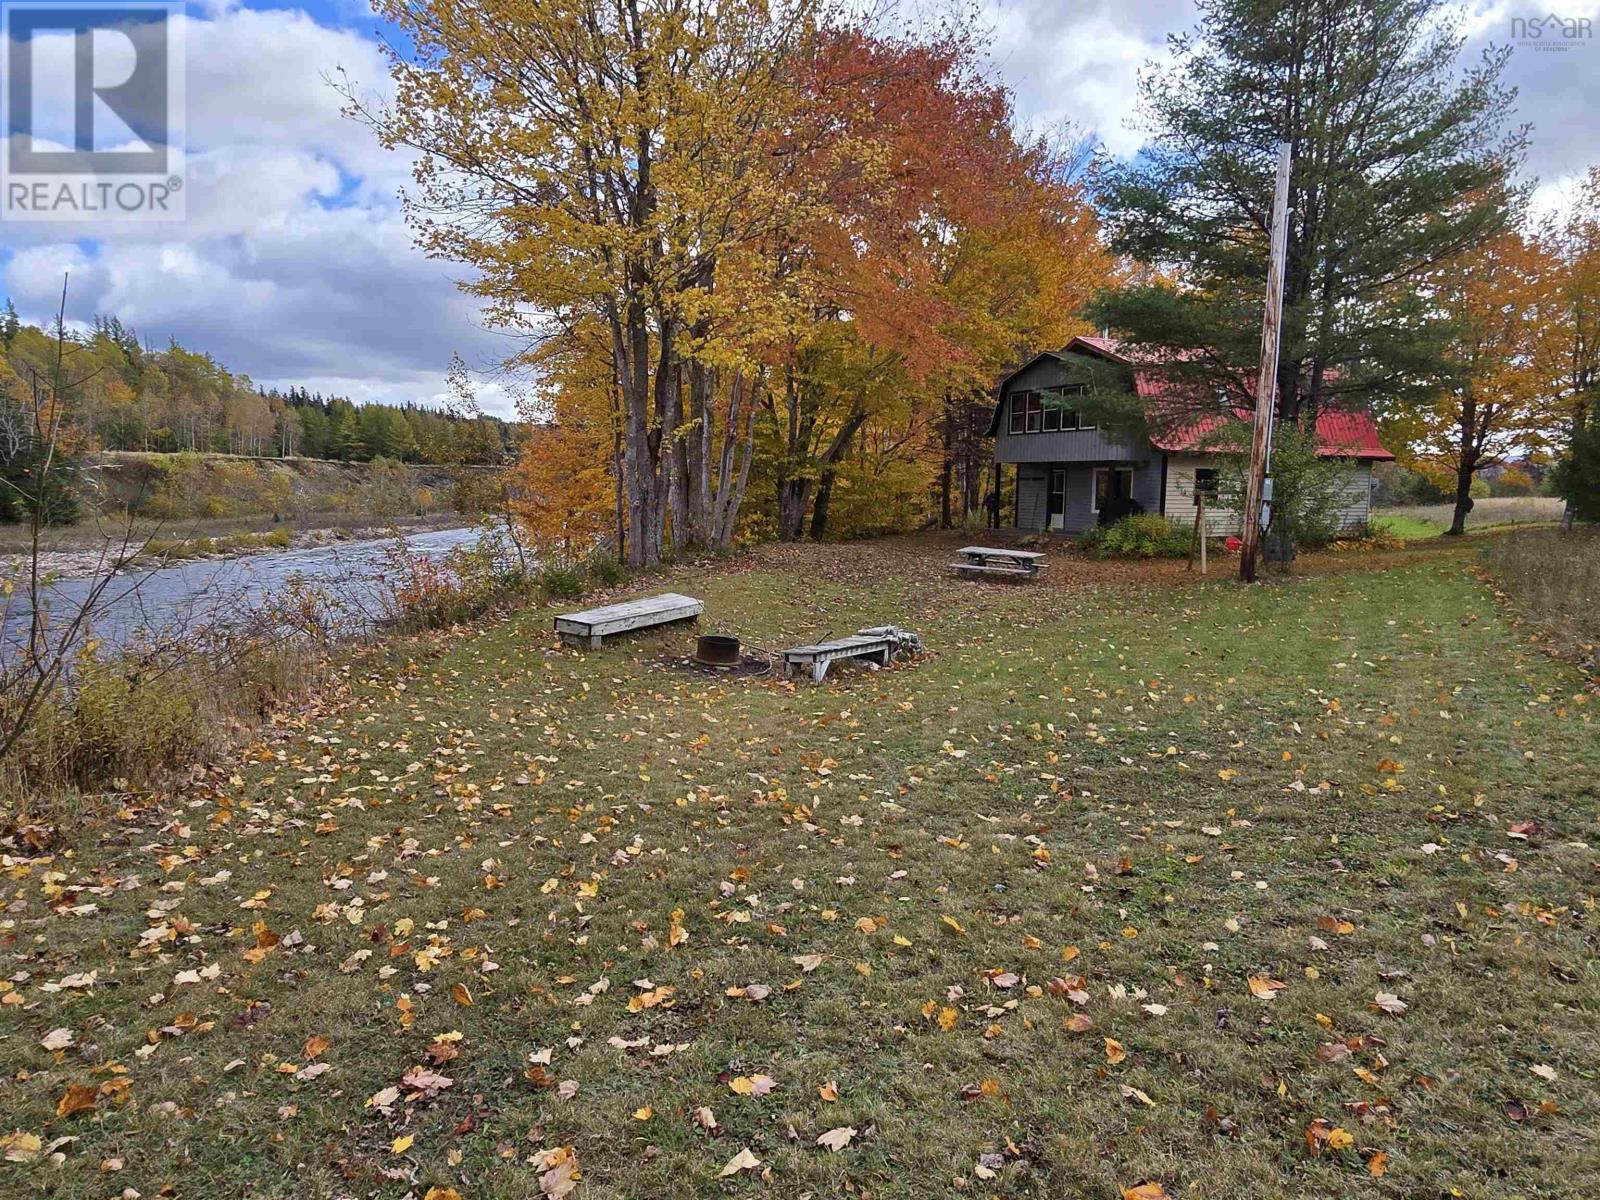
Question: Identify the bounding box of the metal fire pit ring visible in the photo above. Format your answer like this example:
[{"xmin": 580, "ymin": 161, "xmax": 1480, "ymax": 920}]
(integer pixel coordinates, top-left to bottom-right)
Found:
[{"xmin": 693, "ymin": 634, "xmax": 742, "ymax": 668}]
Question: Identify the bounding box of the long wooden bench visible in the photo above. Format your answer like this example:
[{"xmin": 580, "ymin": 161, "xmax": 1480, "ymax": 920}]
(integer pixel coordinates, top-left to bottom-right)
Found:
[
  {"xmin": 782, "ymin": 625, "xmax": 921, "ymax": 683},
  {"xmin": 554, "ymin": 592, "xmax": 704, "ymax": 649}
]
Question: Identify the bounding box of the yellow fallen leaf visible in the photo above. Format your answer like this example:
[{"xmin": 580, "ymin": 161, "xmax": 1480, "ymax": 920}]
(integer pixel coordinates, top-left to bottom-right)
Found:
[
  {"xmin": 941, "ymin": 915, "xmax": 966, "ymax": 936},
  {"xmin": 392, "ymin": 1134, "xmax": 415, "ymax": 1154},
  {"xmin": 1327, "ymin": 1127, "xmax": 1354, "ymax": 1150},
  {"xmin": 1104, "ymin": 1037, "xmax": 1126, "ymax": 1065},
  {"xmin": 633, "ymin": 1106, "xmax": 653, "ymax": 1121},
  {"xmin": 451, "ymin": 982, "xmax": 473, "ymax": 1007},
  {"xmin": 719, "ymin": 1147, "xmax": 761, "ymax": 1177},
  {"xmin": 1247, "ymin": 975, "xmax": 1287, "ymax": 1000},
  {"xmin": 424, "ymin": 1189, "xmax": 463, "ymax": 1200}
]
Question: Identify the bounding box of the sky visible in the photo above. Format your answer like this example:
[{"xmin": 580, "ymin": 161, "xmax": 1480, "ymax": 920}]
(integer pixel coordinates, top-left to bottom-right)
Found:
[{"xmin": 2, "ymin": 0, "xmax": 1597, "ymax": 417}]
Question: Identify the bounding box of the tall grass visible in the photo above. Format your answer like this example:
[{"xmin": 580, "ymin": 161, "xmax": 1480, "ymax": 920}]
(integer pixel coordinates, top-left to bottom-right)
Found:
[
  {"xmin": 1481, "ymin": 527, "xmax": 1600, "ymax": 661},
  {"xmin": 1376, "ymin": 495, "xmax": 1565, "ymax": 535}
]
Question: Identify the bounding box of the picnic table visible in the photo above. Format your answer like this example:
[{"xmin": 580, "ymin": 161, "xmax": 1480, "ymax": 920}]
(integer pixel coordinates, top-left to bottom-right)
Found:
[
  {"xmin": 951, "ymin": 545, "xmax": 1045, "ymax": 581},
  {"xmin": 553, "ymin": 592, "xmax": 703, "ymax": 649}
]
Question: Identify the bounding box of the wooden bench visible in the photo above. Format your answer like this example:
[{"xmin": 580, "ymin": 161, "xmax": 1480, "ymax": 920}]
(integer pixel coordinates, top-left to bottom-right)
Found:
[
  {"xmin": 951, "ymin": 545, "xmax": 1045, "ymax": 581},
  {"xmin": 783, "ymin": 626, "xmax": 921, "ymax": 684},
  {"xmin": 554, "ymin": 592, "xmax": 704, "ymax": 649}
]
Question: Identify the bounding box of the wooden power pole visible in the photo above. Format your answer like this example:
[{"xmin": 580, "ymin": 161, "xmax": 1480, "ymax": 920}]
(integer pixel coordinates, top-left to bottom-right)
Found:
[{"xmin": 1240, "ymin": 142, "xmax": 1292, "ymax": 583}]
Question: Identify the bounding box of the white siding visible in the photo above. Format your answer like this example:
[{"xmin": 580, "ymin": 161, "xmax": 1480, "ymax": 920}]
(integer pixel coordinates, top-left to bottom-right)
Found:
[
  {"xmin": 1161, "ymin": 455, "xmax": 1375, "ymax": 535},
  {"xmin": 1331, "ymin": 461, "xmax": 1374, "ymax": 530},
  {"xmin": 1163, "ymin": 454, "xmax": 1240, "ymax": 535}
]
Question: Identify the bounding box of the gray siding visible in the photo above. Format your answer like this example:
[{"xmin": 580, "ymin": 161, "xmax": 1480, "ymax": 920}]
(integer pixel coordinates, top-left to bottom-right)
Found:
[
  {"xmin": 1013, "ymin": 459, "xmax": 1165, "ymax": 534},
  {"xmin": 1017, "ymin": 464, "xmax": 1048, "ymax": 530},
  {"xmin": 996, "ymin": 425, "xmax": 1144, "ymax": 464},
  {"xmin": 994, "ymin": 351, "xmax": 1148, "ymax": 465}
]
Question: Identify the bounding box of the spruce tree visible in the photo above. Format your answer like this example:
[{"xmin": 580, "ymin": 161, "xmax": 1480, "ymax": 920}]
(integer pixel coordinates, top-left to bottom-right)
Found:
[{"xmin": 1093, "ymin": 0, "xmax": 1525, "ymax": 425}]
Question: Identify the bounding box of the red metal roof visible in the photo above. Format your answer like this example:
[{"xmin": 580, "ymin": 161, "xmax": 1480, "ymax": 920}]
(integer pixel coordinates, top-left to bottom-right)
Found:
[
  {"xmin": 992, "ymin": 339, "xmax": 1395, "ymax": 460},
  {"xmin": 1149, "ymin": 409, "xmax": 1393, "ymax": 460}
]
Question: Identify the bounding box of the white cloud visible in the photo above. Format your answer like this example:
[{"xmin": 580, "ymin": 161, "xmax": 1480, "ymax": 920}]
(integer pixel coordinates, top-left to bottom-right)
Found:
[
  {"xmin": 984, "ymin": 0, "xmax": 1188, "ymax": 156},
  {"xmin": 3, "ymin": 5, "xmax": 509, "ymax": 412}
]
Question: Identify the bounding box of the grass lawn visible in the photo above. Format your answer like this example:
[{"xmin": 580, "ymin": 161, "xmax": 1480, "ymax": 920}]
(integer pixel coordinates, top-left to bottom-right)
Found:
[
  {"xmin": 1371, "ymin": 512, "xmax": 1444, "ymax": 541},
  {"xmin": 3, "ymin": 535, "xmax": 1597, "ymax": 1199},
  {"xmin": 1374, "ymin": 497, "xmax": 1567, "ymax": 542}
]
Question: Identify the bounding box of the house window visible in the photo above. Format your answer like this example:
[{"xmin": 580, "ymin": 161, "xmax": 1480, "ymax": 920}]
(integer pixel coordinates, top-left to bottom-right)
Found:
[
  {"xmin": 1092, "ymin": 467, "xmax": 1134, "ymax": 514},
  {"xmin": 1008, "ymin": 390, "xmax": 1043, "ymax": 434},
  {"xmin": 1194, "ymin": 467, "xmax": 1218, "ymax": 496}
]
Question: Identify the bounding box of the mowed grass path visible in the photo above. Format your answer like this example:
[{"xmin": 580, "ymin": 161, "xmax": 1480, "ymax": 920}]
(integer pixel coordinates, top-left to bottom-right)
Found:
[{"xmin": 3, "ymin": 536, "xmax": 1597, "ymax": 1199}]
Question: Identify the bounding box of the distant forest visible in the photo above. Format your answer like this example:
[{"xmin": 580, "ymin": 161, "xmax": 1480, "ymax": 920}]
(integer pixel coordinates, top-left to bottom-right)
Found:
[{"xmin": 1, "ymin": 304, "xmax": 520, "ymax": 467}]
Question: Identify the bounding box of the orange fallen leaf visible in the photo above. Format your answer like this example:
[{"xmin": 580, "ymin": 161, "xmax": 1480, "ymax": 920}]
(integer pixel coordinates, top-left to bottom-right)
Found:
[
  {"xmin": 303, "ymin": 1034, "xmax": 331, "ymax": 1061},
  {"xmin": 1104, "ymin": 1037, "xmax": 1126, "ymax": 1065},
  {"xmin": 56, "ymin": 1085, "xmax": 97, "ymax": 1118}
]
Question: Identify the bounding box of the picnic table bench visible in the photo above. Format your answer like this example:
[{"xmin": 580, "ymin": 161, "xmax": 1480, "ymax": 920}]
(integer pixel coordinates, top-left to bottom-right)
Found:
[
  {"xmin": 554, "ymin": 592, "xmax": 704, "ymax": 649},
  {"xmin": 783, "ymin": 625, "xmax": 921, "ymax": 683},
  {"xmin": 951, "ymin": 545, "xmax": 1045, "ymax": 581}
]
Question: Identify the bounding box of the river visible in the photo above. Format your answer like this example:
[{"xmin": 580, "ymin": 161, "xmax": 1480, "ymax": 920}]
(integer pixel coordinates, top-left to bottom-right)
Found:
[{"xmin": 3, "ymin": 525, "xmax": 486, "ymax": 656}]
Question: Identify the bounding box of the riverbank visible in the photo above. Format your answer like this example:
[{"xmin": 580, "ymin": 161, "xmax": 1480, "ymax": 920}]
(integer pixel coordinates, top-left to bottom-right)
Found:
[
  {"xmin": 0, "ymin": 511, "xmax": 474, "ymax": 583},
  {"xmin": 3, "ymin": 533, "xmax": 1595, "ymax": 1198}
]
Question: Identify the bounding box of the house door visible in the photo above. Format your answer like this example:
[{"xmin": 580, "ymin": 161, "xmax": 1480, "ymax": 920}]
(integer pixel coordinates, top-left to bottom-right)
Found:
[
  {"xmin": 1047, "ymin": 468, "xmax": 1067, "ymax": 530},
  {"xmin": 1093, "ymin": 466, "xmax": 1136, "ymax": 525}
]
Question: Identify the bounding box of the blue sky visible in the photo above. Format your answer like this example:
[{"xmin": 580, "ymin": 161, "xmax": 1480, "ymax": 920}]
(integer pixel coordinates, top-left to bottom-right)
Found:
[{"xmin": 2, "ymin": 0, "xmax": 1596, "ymax": 417}]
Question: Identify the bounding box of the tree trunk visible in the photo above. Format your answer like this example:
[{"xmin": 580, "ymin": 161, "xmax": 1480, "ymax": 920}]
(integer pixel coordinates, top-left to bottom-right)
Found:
[
  {"xmin": 777, "ymin": 477, "xmax": 812, "ymax": 541},
  {"xmin": 1447, "ymin": 400, "xmax": 1480, "ymax": 537},
  {"xmin": 939, "ymin": 387, "xmax": 953, "ymax": 529},
  {"xmin": 1448, "ymin": 462, "xmax": 1476, "ymax": 535},
  {"xmin": 809, "ymin": 468, "xmax": 836, "ymax": 540}
]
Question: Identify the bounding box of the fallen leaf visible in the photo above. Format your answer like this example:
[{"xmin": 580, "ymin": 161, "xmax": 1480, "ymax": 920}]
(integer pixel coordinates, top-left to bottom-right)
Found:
[
  {"xmin": 1247, "ymin": 975, "xmax": 1288, "ymax": 1000},
  {"xmin": 391, "ymin": 1134, "xmax": 414, "ymax": 1154},
  {"xmin": 1104, "ymin": 1037, "xmax": 1126, "ymax": 1065},
  {"xmin": 1, "ymin": 1131, "xmax": 43, "ymax": 1163},
  {"xmin": 1121, "ymin": 1183, "xmax": 1171, "ymax": 1200},
  {"xmin": 818, "ymin": 1080, "xmax": 839, "ymax": 1102},
  {"xmin": 451, "ymin": 982, "xmax": 474, "ymax": 1006},
  {"xmin": 719, "ymin": 1147, "xmax": 762, "ymax": 1177},
  {"xmin": 1372, "ymin": 992, "xmax": 1409, "ymax": 1016},
  {"xmin": 39, "ymin": 1028, "xmax": 74, "ymax": 1052},
  {"xmin": 303, "ymin": 1034, "xmax": 330, "ymax": 1061},
  {"xmin": 56, "ymin": 1085, "xmax": 97, "ymax": 1119},
  {"xmin": 1119, "ymin": 1083, "xmax": 1156, "ymax": 1107},
  {"xmin": 816, "ymin": 1126, "xmax": 857, "ymax": 1152}
]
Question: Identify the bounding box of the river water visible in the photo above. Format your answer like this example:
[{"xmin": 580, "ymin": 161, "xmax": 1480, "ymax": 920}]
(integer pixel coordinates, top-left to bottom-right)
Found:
[{"xmin": 3, "ymin": 525, "xmax": 485, "ymax": 656}]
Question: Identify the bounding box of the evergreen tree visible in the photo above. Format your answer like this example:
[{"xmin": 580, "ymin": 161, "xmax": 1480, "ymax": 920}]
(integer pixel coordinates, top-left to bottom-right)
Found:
[
  {"xmin": 1, "ymin": 299, "xmax": 20, "ymax": 353},
  {"xmin": 1093, "ymin": 0, "xmax": 1524, "ymax": 425}
]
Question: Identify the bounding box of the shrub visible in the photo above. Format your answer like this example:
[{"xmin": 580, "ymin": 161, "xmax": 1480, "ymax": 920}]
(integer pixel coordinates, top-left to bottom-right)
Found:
[
  {"xmin": 536, "ymin": 563, "xmax": 585, "ymax": 600},
  {"xmin": 587, "ymin": 554, "xmax": 627, "ymax": 588},
  {"xmin": 1080, "ymin": 514, "xmax": 1193, "ymax": 559}
]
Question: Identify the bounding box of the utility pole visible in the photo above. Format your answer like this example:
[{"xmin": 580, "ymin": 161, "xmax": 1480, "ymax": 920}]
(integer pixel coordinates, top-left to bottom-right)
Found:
[{"xmin": 1240, "ymin": 142, "xmax": 1292, "ymax": 584}]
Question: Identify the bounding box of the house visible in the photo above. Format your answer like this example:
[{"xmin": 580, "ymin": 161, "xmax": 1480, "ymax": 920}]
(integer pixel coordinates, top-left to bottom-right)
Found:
[{"xmin": 986, "ymin": 335, "xmax": 1394, "ymax": 535}]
